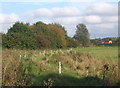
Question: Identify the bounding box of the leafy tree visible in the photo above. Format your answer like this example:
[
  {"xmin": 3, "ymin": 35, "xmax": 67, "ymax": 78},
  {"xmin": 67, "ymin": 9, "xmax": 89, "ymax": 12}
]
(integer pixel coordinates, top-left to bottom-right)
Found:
[
  {"xmin": 35, "ymin": 35, "xmax": 51, "ymax": 48},
  {"xmin": 3, "ymin": 22, "xmax": 38, "ymax": 49},
  {"xmin": 31, "ymin": 22, "xmax": 63, "ymax": 48},
  {"xmin": 74, "ymin": 24, "xmax": 90, "ymax": 46},
  {"xmin": 67, "ymin": 37, "xmax": 79, "ymax": 48},
  {"xmin": 48, "ymin": 23, "xmax": 67, "ymax": 47},
  {"xmin": 2, "ymin": 33, "xmax": 38, "ymax": 49},
  {"xmin": 8, "ymin": 22, "xmax": 32, "ymax": 34},
  {"xmin": 3, "ymin": 21, "xmax": 82, "ymax": 49}
]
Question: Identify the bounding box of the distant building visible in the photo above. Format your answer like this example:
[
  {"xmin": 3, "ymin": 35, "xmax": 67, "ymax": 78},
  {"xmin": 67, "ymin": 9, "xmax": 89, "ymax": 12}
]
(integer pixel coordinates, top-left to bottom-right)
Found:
[{"xmin": 101, "ymin": 41, "xmax": 112, "ymax": 44}]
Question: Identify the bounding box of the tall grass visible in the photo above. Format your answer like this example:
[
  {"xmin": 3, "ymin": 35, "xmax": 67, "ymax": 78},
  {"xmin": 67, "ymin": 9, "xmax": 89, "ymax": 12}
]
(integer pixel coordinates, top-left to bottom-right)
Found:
[{"xmin": 2, "ymin": 47, "xmax": 119, "ymax": 86}]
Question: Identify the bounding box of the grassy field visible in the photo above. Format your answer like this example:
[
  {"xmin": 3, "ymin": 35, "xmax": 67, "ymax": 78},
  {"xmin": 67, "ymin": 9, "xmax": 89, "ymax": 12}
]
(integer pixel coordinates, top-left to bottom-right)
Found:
[
  {"xmin": 2, "ymin": 47, "xmax": 119, "ymax": 86},
  {"xmin": 75, "ymin": 47, "xmax": 118, "ymax": 64}
]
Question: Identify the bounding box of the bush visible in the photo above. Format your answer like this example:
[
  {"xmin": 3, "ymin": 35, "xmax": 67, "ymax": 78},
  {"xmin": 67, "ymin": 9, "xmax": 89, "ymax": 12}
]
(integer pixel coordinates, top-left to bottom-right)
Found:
[{"xmin": 67, "ymin": 37, "xmax": 79, "ymax": 48}]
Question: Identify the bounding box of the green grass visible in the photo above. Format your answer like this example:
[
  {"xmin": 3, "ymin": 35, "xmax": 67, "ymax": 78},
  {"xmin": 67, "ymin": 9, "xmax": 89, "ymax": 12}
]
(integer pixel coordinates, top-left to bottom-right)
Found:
[
  {"xmin": 74, "ymin": 47, "xmax": 118, "ymax": 63},
  {"xmin": 2, "ymin": 46, "xmax": 119, "ymax": 86}
]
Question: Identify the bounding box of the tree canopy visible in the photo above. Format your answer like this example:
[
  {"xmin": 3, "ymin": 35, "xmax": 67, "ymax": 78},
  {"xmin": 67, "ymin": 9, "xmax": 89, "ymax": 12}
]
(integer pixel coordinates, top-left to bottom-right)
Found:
[
  {"xmin": 2, "ymin": 21, "xmax": 94, "ymax": 49},
  {"xmin": 2, "ymin": 21, "xmax": 80, "ymax": 49},
  {"xmin": 74, "ymin": 24, "xmax": 90, "ymax": 46}
]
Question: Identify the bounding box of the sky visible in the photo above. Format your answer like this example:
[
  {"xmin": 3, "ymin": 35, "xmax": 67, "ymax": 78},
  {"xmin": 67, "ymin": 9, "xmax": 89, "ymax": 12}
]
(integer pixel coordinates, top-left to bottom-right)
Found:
[{"xmin": 0, "ymin": 0, "xmax": 119, "ymax": 39}]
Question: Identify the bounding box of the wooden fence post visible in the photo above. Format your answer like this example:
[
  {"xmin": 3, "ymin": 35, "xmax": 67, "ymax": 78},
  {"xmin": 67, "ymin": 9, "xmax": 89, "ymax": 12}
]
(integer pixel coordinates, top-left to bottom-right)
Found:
[{"xmin": 59, "ymin": 61, "xmax": 61, "ymax": 74}]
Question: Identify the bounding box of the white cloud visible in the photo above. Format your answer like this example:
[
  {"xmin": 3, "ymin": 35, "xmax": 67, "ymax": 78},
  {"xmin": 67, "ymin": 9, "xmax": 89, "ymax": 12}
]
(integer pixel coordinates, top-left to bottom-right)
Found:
[
  {"xmin": 0, "ymin": 13, "xmax": 20, "ymax": 33},
  {"xmin": 93, "ymin": 23, "xmax": 116, "ymax": 30},
  {"xmin": 52, "ymin": 7, "xmax": 81, "ymax": 17},
  {"xmin": 8, "ymin": 13, "xmax": 20, "ymax": 22},
  {"xmin": 25, "ymin": 6, "xmax": 81, "ymax": 18},
  {"xmin": 0, "ymin": 14, "xmax": 6, "ymax": 23},
  {"xmin": 26, "ymin": 8, "xmax": 53, "ymax": 17},
  {"xmin": 53, "ymin": 17, "xmax": 82, "ymax": 24},
  {"xmin": 82, "ymin": 15, "xmax": 118, "ymax": 24},
  {"xmin": 22, "ymin": 6, "xmax": 82, "ymax": 27},
  {"xmin": 81, "ymin": 2, "xmax": 118, "ymax": 38},
  {"xmin": 86, "ymin": 3, "xmax": 118, "ymax": 16},
  {"xmin": 0, "ymin": 13, "xmax": 20, "ymax": 23},
  {"xmin": 87, "ymin": 23, "xmax": 118, "ymax": 38},
  {"xmin": 84, "ymin": 15, "xmax": 102, "ymax": 23},
  {"xmin": 101, "ymin": 16, "xmax": 118, "ymax": 23}
]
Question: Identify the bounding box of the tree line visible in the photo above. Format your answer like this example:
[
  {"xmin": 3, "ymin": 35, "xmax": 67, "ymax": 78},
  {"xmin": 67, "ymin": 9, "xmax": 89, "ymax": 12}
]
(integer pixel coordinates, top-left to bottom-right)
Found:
[
  {"xmin": 2, "ymin": 21, "xmax": 90, "ymax": 49},
  {"xmin": 90, "ymin": 37, "xmax": 118, "ymax": 46}
]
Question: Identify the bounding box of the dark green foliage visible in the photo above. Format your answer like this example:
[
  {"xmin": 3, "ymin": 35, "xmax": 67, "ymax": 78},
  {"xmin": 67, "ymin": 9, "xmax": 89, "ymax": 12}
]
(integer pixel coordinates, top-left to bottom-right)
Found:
[
  {"xmin": 3, "ymin": 22, "xmax": 38, "ymax": 49},
  {"xmin": 0, "ymin": 32, "xmax": 3, "ymax": 47},
  {"xmin": 2, "ymin": 33, "xmax": 38, "ymax": 49},
  {"xmin": 90, "ymin": 38, "xmax": 102, "ymax": 46},
  {"xmin": 33, "ymin": 73, "xmax": 103, "ymax": 86},
  {"xmin": 67, "ymin": 37, "xmax": 79, "ymax": 48},
  {"xmin": 74, "ymin": 24, "xmax": 90, "ymax": 47},
  {"xmin": 8, "ymin": 22, "xmax": 32, "ymax": 35},
  {"xmin": 2, "ymin": 21, "xmax": 73, "ymax": 49}
]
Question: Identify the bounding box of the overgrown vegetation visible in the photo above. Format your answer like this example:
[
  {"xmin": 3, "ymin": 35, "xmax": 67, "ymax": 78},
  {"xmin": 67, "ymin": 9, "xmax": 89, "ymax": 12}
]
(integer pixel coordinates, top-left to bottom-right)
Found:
[
  {"xmin": 2, "ymin": 47, "xmax": 119, "ymax": 86},
  {"xmin": 1, "ymin": 21, "xmax": 119, "ymax": 86},
  {"xmin": 2, "ymin": 21, "xmax": 81, "ymax": 49}
]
